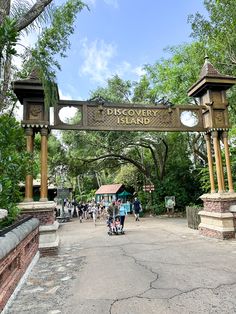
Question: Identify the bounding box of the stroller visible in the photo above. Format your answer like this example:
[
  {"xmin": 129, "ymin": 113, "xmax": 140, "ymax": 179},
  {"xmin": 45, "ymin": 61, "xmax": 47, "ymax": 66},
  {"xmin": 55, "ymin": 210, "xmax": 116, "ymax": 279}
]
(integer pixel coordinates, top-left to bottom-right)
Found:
[{"xmin": 107, "ymin": 215, "xmax": 124, "ymax": 235}]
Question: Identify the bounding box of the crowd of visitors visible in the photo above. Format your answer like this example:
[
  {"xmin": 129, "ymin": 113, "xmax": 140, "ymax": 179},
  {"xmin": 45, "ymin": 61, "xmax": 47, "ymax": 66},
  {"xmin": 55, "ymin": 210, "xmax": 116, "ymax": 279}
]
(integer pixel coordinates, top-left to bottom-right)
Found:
[
  {"xmin": 57, "ymin": 199, "xmax": 106, "ymax": 222},
  {"xmin": 56, "ymin": 197, "xmax": 143, "ymax": 231}
]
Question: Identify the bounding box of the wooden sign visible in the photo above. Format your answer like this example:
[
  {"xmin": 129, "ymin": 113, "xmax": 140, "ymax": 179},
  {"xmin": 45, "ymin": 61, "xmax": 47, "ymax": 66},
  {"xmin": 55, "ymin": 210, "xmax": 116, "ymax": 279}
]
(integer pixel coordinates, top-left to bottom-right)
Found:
[
  {"xmin": 143, "ymin": 185, "xmax": 155, "ymax": 192},
  {"xmin": 57, "ymin": 188, "xmax": 70, "ymax": 199}
]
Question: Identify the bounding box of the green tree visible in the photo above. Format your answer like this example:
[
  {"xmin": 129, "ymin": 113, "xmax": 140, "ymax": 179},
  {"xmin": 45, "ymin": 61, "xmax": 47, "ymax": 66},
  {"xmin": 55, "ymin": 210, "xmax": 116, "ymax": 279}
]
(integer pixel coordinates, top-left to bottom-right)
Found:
[
  {"xmin": 0, "ymin": 0, "xmax": 87, "ymax": 112},
  {"xmin": 0, "ymin": 0, "xmax": 87, "ymax": 226},
  {"xmin": 91, "ymin": 75, "xmax": 132, "ymax": 103},
  {"xmin": 189, "ymin": 0, "xmax": 236, "ymax": 69},
  {"xmin": 138, "ymin": 42, "xmax": 206, "ymax": 105},
  {"xmin": 131, "ymin": 42, "xmax": 209, "ymax": 170},
  {"xmin": 61, "ymin": 73, "xmax": 202, "ymax": 211},
  {"xmin": 188, "ymin": 0, "xmax": 236, "ymax": 116},
  {"xmin": 0, "ymin": 115, "xmax": 30, "ymax": 227},
  {"xmin": 189, "ymin": 0, "xmax": 236, "ymax": 190}
]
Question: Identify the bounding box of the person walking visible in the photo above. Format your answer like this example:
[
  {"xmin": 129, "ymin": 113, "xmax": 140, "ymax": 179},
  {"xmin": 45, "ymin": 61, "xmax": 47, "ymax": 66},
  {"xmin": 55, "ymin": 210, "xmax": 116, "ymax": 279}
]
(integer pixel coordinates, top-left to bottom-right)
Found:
[
  {"xmin": 78, "ymin": 204, "xmax": 83, "ymax": 223},
  {"xmin": 91, "ymin": 203, "xmax": 97, "ymax": 226},
  {"xmin": 133, "ymin": 197, "xmax": 142, "ymax": 221},
  {"xmin": 119, "ymin": 200, "xmax": 128, "ymax": 231}
]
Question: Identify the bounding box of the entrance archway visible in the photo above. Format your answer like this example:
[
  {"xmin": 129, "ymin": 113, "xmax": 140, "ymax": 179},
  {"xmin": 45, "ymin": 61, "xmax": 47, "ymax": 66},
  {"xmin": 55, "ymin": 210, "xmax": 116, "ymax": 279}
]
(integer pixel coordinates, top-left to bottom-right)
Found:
[{"xmin": 13, "ymin": 57, "xmax": 236, "ymax": 249}]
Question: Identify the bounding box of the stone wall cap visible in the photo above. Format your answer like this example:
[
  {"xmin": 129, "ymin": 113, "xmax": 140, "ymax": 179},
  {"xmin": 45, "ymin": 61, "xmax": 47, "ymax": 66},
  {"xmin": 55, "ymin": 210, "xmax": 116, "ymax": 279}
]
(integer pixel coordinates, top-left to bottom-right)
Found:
[
  {"xmin": 199, "ymin": 210, "xmax": 234, "ymax": 218},
  {"xmin": 18, "ymin": 201, "xmax": 56, "ymax": 211},
  {"xmin": 200, "ymin": 192, "xmax": 236, "ymax": 200},
  {"xmin": 0, "ymin": 209, "xmax": 8, "ymax": 220},
  {"xmin": 0, "ymin": 218, "xmax": 39, "ymax": 259},
  {"xmin": 39, "ymin": 221, "xmax": 59, "ymax": 232}
]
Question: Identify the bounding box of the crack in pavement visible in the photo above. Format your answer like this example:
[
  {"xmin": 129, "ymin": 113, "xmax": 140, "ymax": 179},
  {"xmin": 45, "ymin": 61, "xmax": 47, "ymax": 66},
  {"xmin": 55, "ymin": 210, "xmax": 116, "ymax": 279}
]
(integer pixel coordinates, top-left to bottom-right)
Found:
[
  {"xmin": 165, "ymin": 281, "xmax": 236, "ymax": 305},
  {"xmin": 109, "ymin": 245, "xmax": 160, "ymax": 314},
  {"xmin": 108, "ymin": 242, "xmax": 236, "ymax": 313}
]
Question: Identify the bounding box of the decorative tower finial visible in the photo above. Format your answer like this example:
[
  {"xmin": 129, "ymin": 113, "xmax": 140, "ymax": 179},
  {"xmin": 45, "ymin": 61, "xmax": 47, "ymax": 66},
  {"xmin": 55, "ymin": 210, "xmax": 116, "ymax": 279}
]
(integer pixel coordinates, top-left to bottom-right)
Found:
[
  {"xmin": 199, "ymin": 55, "xmax": 221, "ymax": 79},
  {"xmin": 188, "ymin": 56, "xmax": 236, "ymax": 98},
  {"xmin": 204, "ymin": 54, "xmax": 209, "ymax": 62},
  {"xmin": 28, "ymin": 68, "xmax": 40, "ymax": 80}
]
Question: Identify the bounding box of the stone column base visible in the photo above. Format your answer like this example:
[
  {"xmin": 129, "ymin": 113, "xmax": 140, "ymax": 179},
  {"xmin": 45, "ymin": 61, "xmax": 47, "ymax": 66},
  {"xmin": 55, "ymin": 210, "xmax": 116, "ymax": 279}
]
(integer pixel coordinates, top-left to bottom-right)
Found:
[
  {"xmin": 18, "ymin": 201, "xmax": 60, "ymax": 255},
  {"xmin": 39, "ymin": 221, "xmax": 60, "ymax": 256},
  {"xmin": 199, "ymin": 193, "xmax": 236, "ymax": 240},
  {"xmin": 18, "ymin": 201, "xmax": 56, "ymax": 225},
  {"xmin": 198, "ymin": 210, "xmax": 235, "ymax": 239}
]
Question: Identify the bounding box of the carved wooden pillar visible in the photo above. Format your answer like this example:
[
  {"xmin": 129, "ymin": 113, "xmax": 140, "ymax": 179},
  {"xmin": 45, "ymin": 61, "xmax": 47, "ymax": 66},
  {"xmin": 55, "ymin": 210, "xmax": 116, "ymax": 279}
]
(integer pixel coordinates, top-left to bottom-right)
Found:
[
  {"xmin": 218, "ymin": 135, "xmax": 225, "ymax": 192},
  {"xmin": 222, "ymin": 131, "xmax": 234, "ymax": 192},
  {"xmin": 24, "ymin": 127, "xmax": 34, "ymax": 202},
  {"xmin": 204, "ymin": 133, "xmax": 216, "ymax": 193},
  {"xmin": 212, "ymin": 131, "xmax": 224, "ymax": 193},
  {"xmin": 40, "ymin": 128, "xmax": 48, "ymax": 201}
]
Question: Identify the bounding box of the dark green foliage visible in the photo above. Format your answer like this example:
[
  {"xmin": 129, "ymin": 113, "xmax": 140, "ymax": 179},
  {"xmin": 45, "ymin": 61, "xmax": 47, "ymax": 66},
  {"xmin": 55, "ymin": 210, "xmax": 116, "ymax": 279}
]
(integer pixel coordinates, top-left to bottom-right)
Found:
[
  {"xmin": 0, "ymin": 115, "xmax": 29, "ymax": 228},
  {"xmin": 17, "ymin": 1, "xmax": 88, "ymax": 108},
  {"xmin": 0, "ymin": 17, "xmax": 19, "ymax": 56},
  {"xmin": 189, "ymin": 0, "xmax": 236, "ymax": 116},
  {"xmin": 62, "ymin": 72, "xmax": 205, "ymax": 212}
]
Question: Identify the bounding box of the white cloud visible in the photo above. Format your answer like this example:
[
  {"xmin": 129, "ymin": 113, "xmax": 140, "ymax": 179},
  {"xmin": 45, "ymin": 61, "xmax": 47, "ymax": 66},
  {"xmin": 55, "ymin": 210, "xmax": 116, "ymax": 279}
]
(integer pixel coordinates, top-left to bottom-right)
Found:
[
  {"xmin": 85, "ymin": 0, "xmax": 96, "ymax": 6},
  {"xmin": 103, "ymin": 0, "xmax": 119, "ymax": 9},
  {"xmin": 79, "ymin": 38, "xmax": 146, "ymax": 86},
  {"xmin": 61, "ymin": 84, "xmax": 83, "ymax": 101},
  {"xmin": 86, "ymin": 0, "xmax": 119, "ymax": 8},
  {"xmin": 80, "ymin": 38, "xmax": 116, "ymax": 84},
  {"xmin": 59, "ymin": 89, "xmax": 73, "ymax": 100},
  {"xmin": 57, "ymin": 89, "xmax": 79, "ymax": 122},
  {"xmin": 133, "ymin": 66, "xmax": 146, "ymax": 77},
  {"xmin": 58, "ymin": 107, "xmax": 79, "ymax": 122},
  {"xmin": 115, "ymin": 61, "xmax": 132, "ymax": 77},
  {"xmin": 13, "ymin": 32, "xmax": 38, "ymax": 69},
  {"xmin": 14, "ymin": 102, "xmax": 23, "ymax": 122}
]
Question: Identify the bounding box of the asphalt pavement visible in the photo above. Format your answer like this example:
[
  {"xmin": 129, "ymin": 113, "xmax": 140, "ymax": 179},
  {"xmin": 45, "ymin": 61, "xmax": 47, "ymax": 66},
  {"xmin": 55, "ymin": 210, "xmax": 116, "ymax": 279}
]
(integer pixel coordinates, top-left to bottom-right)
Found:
[{"xmin": 5, "ymin": 215, "xmax": 236, "ymax": 314}]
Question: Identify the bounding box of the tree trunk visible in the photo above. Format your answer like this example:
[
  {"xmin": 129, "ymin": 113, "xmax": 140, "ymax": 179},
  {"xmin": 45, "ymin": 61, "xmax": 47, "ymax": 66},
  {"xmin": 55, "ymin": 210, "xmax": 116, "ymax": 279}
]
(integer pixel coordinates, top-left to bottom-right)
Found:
[
  {"xmin": 0, "ymin": 53, "xmax": 12, "ymax": 110},
  {"xmin": 0, "ymin": 0, "xmax": 53, "ymax": 110},
  {"xmin": 0, "ymin": 0, "xmax": 11, "ymax": 26},
  {"xmin": 15, "ymin": 0, "xmax": 53, "ymax": 32}
]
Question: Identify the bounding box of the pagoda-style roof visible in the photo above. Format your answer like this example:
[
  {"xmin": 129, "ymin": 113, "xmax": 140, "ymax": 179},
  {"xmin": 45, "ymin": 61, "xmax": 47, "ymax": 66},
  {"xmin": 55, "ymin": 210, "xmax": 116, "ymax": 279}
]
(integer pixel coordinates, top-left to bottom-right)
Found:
[
  {"xmin": 95, "ymin": 184, "xmax": 123, "ymax": 195},
  {"xmin": 12, "ymin": 68, "xmax": 59, "ymax": 105},
  {"xmin": 188, "ymin": 56, "xmax": 236, "ymax": 97},
  {"xmin": 12, "ymin": 69, "xmax": 44, "ymax": 104}
]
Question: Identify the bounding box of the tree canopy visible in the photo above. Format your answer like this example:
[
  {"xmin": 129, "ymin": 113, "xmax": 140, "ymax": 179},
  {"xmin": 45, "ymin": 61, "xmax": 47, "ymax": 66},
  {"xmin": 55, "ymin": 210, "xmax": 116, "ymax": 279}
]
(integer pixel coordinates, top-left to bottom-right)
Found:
[
  {"xmin": 2, "ymin": 0, "xmax": 236, "ymax": 220},
  {"xmin": 0, "ymin": 0, "xmax": 87, "ymax": 227},
  {"xmin": 0, "ymin": 0, "xmax": 87, "ymax": 112}
]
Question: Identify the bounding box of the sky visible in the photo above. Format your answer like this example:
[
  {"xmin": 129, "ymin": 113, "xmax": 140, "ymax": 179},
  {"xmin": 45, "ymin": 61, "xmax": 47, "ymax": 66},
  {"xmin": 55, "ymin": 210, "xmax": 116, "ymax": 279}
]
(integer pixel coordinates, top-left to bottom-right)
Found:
[
  {"xmin": 14, "ymin": 0, "xmax": 207, "ymax": 122},
  {"xmin": 55, "ymin": 0, "xmax": 207, "ymax": 102}
]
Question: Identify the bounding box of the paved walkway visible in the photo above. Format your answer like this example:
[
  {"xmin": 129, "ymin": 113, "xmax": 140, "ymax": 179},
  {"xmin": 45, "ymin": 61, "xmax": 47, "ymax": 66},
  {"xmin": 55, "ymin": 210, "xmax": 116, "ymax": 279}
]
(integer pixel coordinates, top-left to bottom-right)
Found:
[{"xmin": 6, "ymin": 216, "xmax": 236, "ymax": 314}]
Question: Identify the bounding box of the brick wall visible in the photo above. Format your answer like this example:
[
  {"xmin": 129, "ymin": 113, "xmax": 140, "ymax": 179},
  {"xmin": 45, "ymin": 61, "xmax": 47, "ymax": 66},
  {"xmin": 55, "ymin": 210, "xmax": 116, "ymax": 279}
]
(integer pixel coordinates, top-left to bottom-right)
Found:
[
  {"xmin": 203, "ymin": 198, "xmax": 236, "ymax": 213},
  {"xmin": 0, "ymin": 218, "xmax": 39, "ymax": 312},
  {"xmin": 20, "ymin": 209, "xmax": 55, "ymax": 225},
  {"xmin": 199, "ymin": 226, "xmax": 235, "ymax": 239}
]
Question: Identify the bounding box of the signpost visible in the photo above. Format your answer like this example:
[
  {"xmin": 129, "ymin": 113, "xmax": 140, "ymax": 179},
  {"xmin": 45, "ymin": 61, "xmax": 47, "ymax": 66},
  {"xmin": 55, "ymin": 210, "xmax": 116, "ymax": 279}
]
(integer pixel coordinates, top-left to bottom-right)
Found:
[
  {"xmin": 143, "ymin": 185, "xmax": 155, "ymax": 192},
  {"xmin": 57, "ymin": 188, "xmax": 70, "ymax": 200},
  {"xmin": 165, "ymin": 196, "xmax": 175, "ymax": 216},
  {"xmin": 57, "ymin": 188, "xmax": 70, "ymax": 222},
  {"xmin": 143, "ymin": 184, "xmax": 155, "ymax": 207}
]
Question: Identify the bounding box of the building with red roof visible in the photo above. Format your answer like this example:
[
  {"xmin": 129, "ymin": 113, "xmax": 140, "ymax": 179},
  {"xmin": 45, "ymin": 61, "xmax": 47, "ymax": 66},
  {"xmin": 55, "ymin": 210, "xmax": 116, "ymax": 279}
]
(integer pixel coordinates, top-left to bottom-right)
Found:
[{"xmin": 95, "ymin": 184, "xmax": 124, "ymax": 203}]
